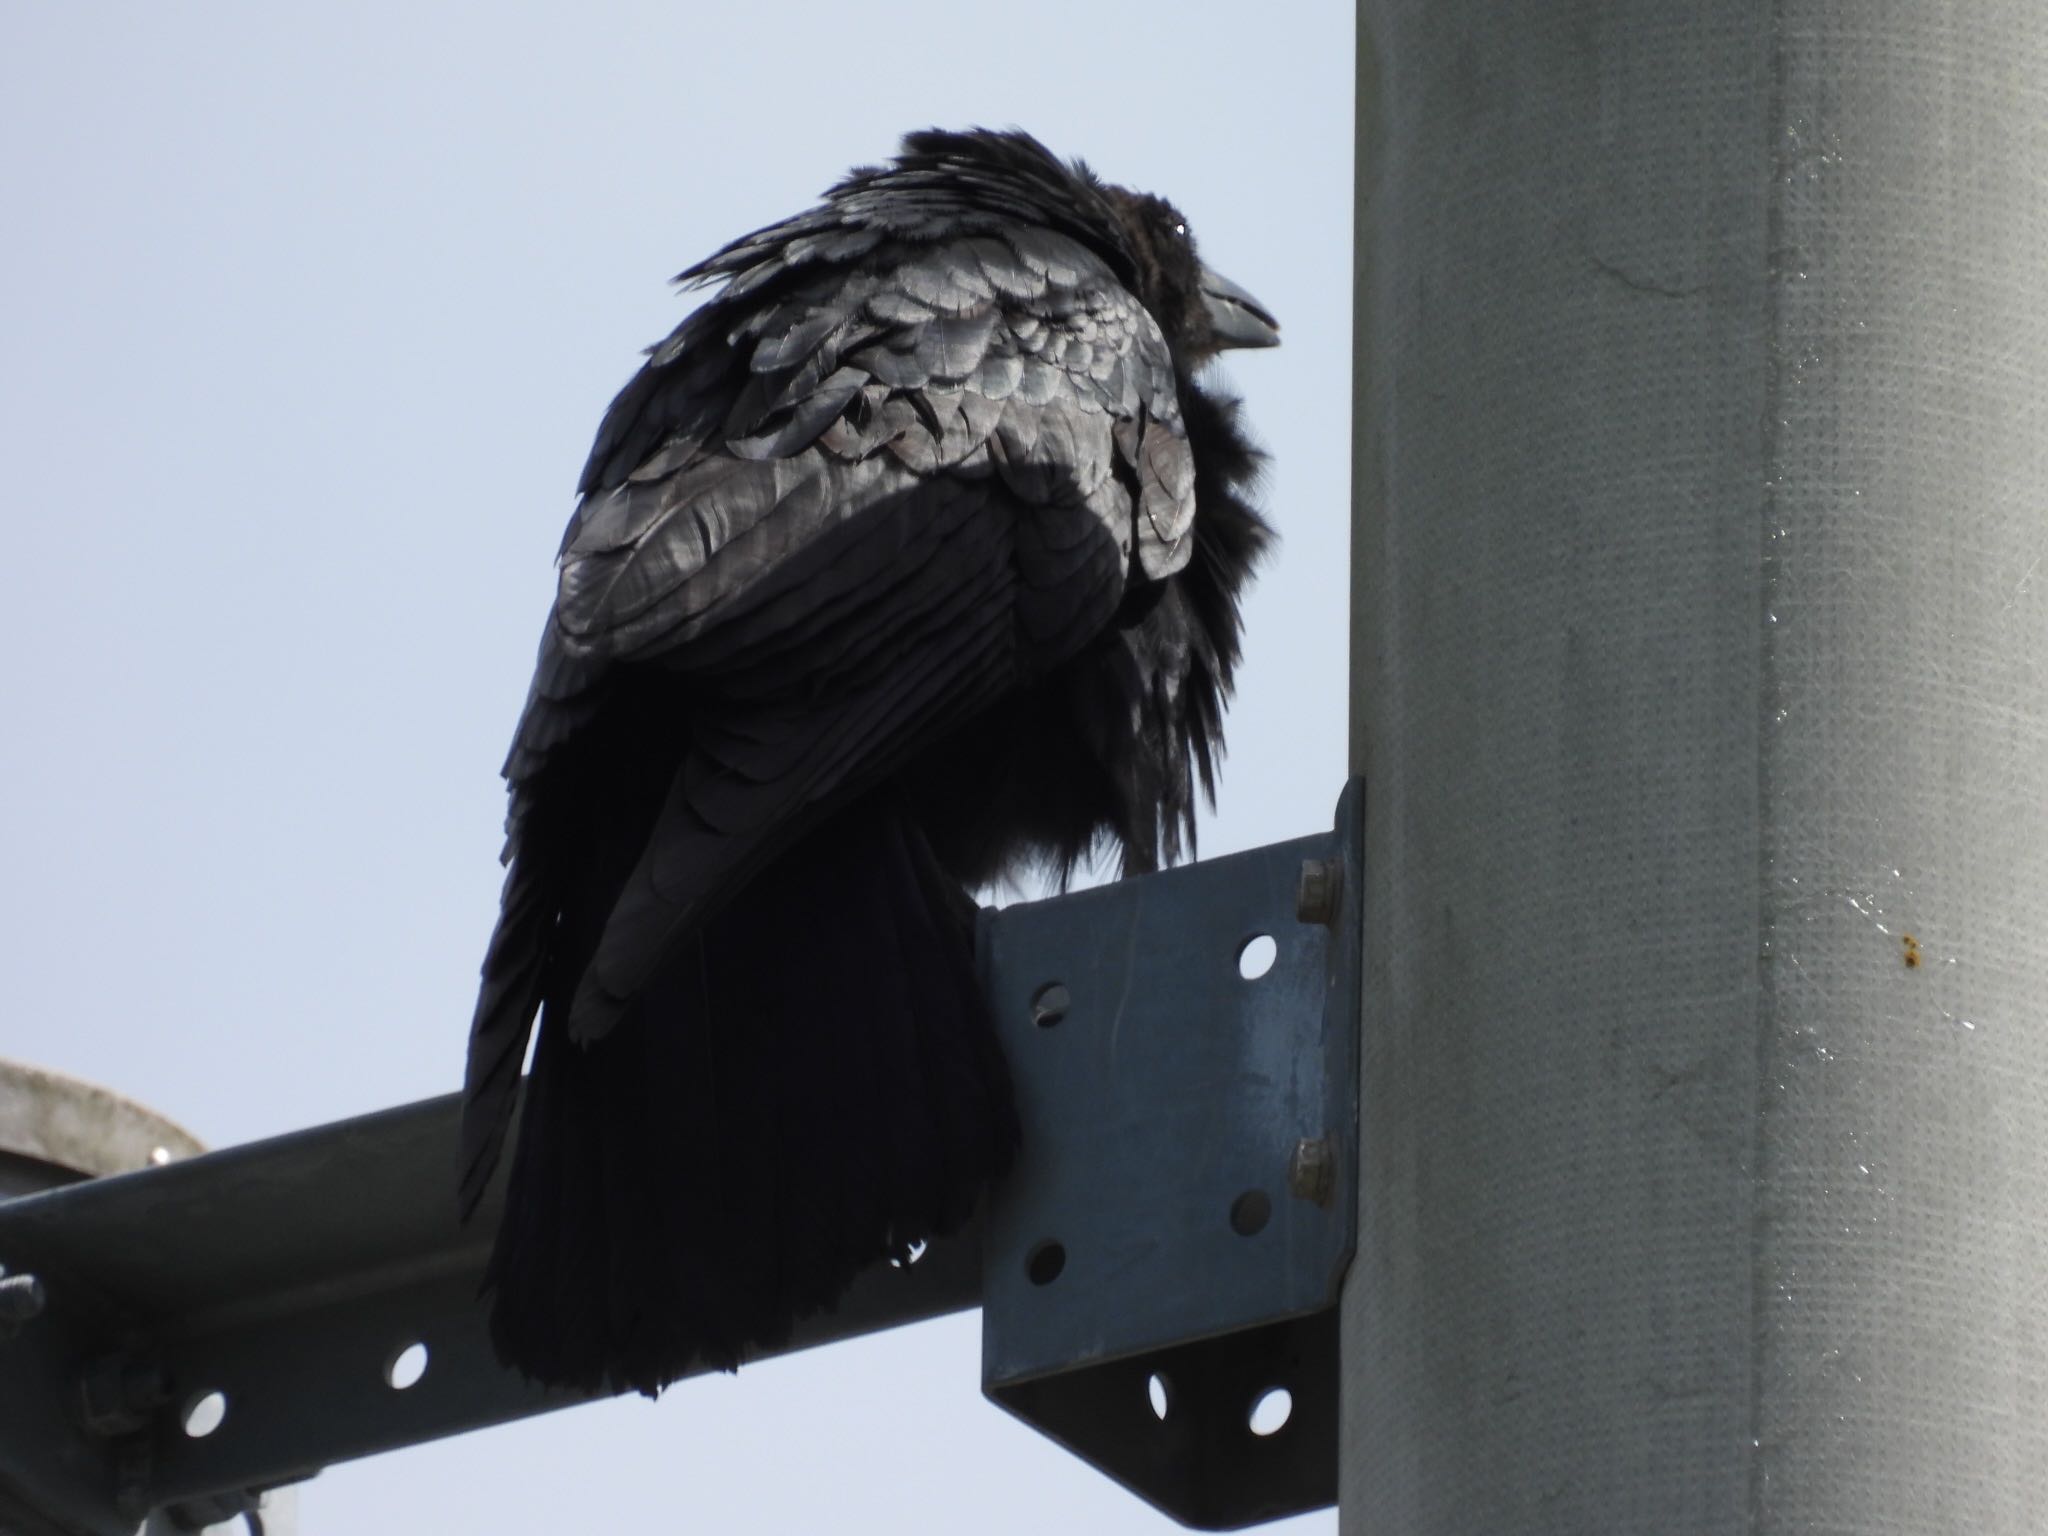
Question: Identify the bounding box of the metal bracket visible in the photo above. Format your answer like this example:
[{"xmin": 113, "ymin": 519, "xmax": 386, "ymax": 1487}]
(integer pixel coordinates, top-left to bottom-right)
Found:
[
  {"xmin": 0, "ymin": 783, "xmax": 1361, "ymax": 1533},
  {"xmin": 979, "ymin": 780, "xmax": 1361, "ymax": 1530}
]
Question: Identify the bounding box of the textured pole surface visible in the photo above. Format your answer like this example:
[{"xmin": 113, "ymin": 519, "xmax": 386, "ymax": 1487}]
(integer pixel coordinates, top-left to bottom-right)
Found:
[{"xmin": 1346, "ymin": 5, "xmax": 2048, "ymax": 1531}]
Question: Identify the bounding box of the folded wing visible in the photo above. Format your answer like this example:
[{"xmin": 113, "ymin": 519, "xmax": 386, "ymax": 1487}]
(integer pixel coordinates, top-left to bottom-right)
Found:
[{"xmin": 458, "ymin": 213, "xmax": 1196, "ymax": 1216}]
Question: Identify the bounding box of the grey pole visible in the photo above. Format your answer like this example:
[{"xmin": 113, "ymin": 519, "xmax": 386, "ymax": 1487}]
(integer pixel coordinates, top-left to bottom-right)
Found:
[{"xmin": 1345, "ymin": 5, "xmax": 2048, "ymax": 1532}]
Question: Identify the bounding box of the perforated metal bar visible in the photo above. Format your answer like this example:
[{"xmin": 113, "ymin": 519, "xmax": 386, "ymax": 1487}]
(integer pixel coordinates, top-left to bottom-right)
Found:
[{"xmin": 0, "ymin": 784, "xmax": 1361, "ymax": 1534}]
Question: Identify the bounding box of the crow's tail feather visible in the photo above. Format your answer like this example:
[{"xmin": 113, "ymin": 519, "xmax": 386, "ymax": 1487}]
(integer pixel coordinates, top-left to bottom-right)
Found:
[{"xmin": 482, "ymin": 794, "xmax": 1017, "ymax": 1396}]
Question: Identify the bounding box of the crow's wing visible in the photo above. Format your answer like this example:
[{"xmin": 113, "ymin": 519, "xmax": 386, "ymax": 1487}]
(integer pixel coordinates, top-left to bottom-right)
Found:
[{"xmin": 459, "ymin": 221, "xmax": 1194, "ymax": 1214}]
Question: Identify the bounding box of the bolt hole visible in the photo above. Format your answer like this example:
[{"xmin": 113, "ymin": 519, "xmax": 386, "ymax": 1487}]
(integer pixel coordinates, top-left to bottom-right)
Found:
[
  {"xmin": 1230, "ymin": 1190, "xmax": 1272, "ymax": 1236},
  {"xmin": 1026, "ymin": 1240, "xmax": 1066, "ymax": 1286},
  {"xmin": 1237, "ymin": 934, "xmax": 1277, "ymax": 980},
  {"xmin": 182, "ymin": 1390, "xmax": 228, "ymax": 1438},
  {"xmin": 385, "ymin": 1341, "xmax": 429, "ymax": 1390},
  {"xmin": 888, "ymin": 1238, "xmax": 929, "ymax": 1270},
  {"xmin": 1147, "ymin": 1372, "xmax": 1171, "ymax": 1421},
  {"xmin": 1031, "ymin": 982, "xmax": 1070, "ymax": 1028},
  {"xmin": 1248, "ymin": 1386, "xmax": 1292, "ymax": 1437}
]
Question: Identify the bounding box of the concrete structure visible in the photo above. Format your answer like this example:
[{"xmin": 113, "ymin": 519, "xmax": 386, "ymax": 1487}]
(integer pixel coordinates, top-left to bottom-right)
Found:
[{"xmin": 0, "ymin": 1059, "xmax": 204, "ymax": 1199}]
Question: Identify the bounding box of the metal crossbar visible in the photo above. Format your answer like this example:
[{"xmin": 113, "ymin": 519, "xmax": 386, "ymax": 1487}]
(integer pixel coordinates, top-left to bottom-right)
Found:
[{"xmin": 0, "ymin": 783, "xmax": 1360, "ymax": 1534}]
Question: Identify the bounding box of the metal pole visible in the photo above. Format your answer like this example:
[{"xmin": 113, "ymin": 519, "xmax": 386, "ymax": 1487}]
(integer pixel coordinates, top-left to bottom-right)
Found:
[{"xmin": 1345, "ymin": 5, "xmax": 2048, "ymax": 1531}]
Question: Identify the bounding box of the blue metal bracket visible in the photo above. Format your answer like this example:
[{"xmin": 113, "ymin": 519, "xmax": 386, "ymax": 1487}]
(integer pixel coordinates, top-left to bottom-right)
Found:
[
  {"xmin": 0, "ymin": 783, "xmax": 1360, "ymax": 1534},
  {"xmin": 981, "ymin": 780, "xmax": 1361, "ymax": 1529}
]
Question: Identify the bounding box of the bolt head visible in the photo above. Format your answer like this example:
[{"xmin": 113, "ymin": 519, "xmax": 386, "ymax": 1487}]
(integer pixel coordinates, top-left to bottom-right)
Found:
[
  {"xmin": 1296, "ymin": 858, "xmax": 1343, "ymax": 925},
  {"xmin": 1288, "ymin": 1136, "xmax": 1338, "ymax": 1206},
  {"xmin": 0, "ymin": 1270, "xmax": 45, "ymax": 1338}
]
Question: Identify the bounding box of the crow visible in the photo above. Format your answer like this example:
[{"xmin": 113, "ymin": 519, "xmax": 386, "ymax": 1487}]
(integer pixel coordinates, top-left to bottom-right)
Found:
[{"xmin": 459, "ymin": 127, "xmax": 1278, "ymax": 1396}]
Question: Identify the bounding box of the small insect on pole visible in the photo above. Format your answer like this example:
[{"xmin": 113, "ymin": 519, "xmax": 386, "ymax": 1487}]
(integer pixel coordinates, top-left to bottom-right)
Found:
[{"xmin": 1346, "ymin": 5, "xmax": 2048, "ymax": 1532}]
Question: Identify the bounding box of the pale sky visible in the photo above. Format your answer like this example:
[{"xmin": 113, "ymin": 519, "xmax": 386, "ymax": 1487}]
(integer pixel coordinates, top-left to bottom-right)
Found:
[{"xmin": 1, "ymin": 4, "xmax": 1352, "ymax": 1530}]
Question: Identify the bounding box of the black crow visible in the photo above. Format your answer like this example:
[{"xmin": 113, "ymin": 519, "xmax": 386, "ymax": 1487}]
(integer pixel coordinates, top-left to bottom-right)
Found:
[{"xmin": 460, "ymin": 128, "xmax": 1278, "ymax": 1395}]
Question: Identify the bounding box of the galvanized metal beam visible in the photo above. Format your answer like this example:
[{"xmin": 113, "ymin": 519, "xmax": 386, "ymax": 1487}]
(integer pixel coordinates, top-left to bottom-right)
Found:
[
  {"xmin": 0, "ymin": 785, "xmax": 1361, "ymax": 1534},
  {"xmin": 0, "ymin": 1091, "xmax": 980, "ymax": 1535}
]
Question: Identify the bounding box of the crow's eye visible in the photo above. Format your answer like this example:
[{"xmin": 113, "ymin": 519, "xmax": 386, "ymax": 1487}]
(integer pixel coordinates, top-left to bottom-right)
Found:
[{"xmin": 1173, "ymin": 220, "xmax": 1188, "ymax": 238}]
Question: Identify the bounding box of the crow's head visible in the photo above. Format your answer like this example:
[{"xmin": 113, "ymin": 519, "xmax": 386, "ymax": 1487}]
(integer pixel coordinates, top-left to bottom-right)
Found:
[
  {"xmin": 873, "ymin": 129, "xmax": 1279, "ymax": 371},
  {"xmin": 1100, "ymin": 186, "xmax": 1280, "ymax": 370}
]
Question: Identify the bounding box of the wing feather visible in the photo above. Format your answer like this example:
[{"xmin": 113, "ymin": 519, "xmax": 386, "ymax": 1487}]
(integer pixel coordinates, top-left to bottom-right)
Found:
[{"xmin": 462, "ymin": 184, "xmax": 1192, "ymax": 1185}]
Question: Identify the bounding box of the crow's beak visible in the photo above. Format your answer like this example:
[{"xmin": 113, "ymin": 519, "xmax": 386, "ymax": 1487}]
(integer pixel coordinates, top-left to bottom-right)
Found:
[{"xmin": 1199, "ymin": 265, "xmax": 1280, "ymax": 350}]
